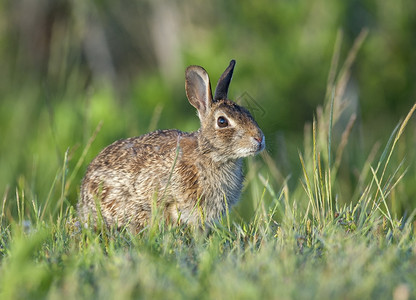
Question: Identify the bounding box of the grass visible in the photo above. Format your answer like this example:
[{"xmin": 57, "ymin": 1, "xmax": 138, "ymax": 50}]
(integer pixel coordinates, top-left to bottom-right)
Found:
[{"xmin": 1, "ymin": 32, "xmax": 416, "ymax": 300}]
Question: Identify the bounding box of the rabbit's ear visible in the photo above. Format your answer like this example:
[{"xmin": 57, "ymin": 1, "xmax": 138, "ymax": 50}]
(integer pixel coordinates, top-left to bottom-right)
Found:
[
  {"xmin": 214, "ymin": 60, "xmax": 236, "ymax": 101},
  {"xmin": 185, "ymin": 66, "xmax": 213, "ymax": 118}
]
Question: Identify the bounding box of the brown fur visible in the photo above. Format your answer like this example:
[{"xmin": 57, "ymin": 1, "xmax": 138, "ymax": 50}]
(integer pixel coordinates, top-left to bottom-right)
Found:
[{"xmin": 77, "ymin": 60, "xmax": 265, "ymax": 231}]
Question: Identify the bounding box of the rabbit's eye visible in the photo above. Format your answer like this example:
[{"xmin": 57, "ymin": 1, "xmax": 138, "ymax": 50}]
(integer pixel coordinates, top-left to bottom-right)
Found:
[{"xmin": 217, "ymin": 116, "xmax": 229, "ymax": 128}]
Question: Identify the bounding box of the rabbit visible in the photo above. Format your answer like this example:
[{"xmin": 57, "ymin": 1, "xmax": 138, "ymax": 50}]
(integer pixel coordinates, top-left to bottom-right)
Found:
[{"xmin": 77, "ymin": 60, "xmax": 265, "ymax": 231}]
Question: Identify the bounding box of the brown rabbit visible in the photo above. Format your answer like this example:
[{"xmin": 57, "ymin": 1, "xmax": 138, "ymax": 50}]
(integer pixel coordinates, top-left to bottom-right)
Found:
[{"xmin": 78, "ymin": 60, "xmax": 265, "ymax": 231}]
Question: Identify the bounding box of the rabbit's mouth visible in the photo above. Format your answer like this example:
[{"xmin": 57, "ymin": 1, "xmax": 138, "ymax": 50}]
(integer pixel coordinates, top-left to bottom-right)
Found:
[{"xmin": 237, "ymin": 135, "xmax": 265, "ymax": 157}]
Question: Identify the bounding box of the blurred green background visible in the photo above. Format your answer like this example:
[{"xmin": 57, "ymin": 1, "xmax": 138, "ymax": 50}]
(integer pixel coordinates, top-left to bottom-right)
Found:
[{"xmin": 0, "ymin": 0, "xmax": 415, "ymax": 217}]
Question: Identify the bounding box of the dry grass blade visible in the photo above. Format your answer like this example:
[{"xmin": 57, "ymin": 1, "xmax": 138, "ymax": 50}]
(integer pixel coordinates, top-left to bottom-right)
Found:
[
  {"xmin": 370, "ymin": 166, "xmax": 393, "ymax": 228},
  {"xmin": 326, "ymin": 28, "xmax": 368, "ymax": 124},
  {"xmin": 299, "ymin": 151, "xmax": 319, "ymax": 222},
  {"xmin": 1, "ymin": 185, "xmax": 9, "ymax": 225},
  {"xmin": 148, "ymin": 104, "xmax": 164, "ymax": 132},
  {"xmin": 325, "ymin": 29, "xmax": 343, "ymax": 101},
  {"xmin": 334, "ymin": 113, "xmax": 357, "ymax": 173},
  {"xmin": 395, "ymin": 103, "xmax": 416, "ymax": 143},
  {"xmin": 334, "ymin": 28, "xmax": 369, "ymax": 109},
  {"xmin": 64, "ymin": 121, "xmax": 103, "ymax": 195},
  {"xmin": 352, "ymin": 141, "xmax": 380, "ymax": 200},
  {"xmin": 379, "ymin": 103, "xmax": 416, "ymax": 192},
  {"xmin": 261, "ymin": 151, "xmax": 284, "ymax": 184}
]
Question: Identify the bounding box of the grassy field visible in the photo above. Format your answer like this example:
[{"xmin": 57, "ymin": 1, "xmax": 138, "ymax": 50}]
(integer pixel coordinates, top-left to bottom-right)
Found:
[
  {"xmin": 1, "ymin": 33, "xmax": 416, "ymax": 299},
  {"xmin": 1, "ymin": 102, "xmax": 416, "ymax": 299}
]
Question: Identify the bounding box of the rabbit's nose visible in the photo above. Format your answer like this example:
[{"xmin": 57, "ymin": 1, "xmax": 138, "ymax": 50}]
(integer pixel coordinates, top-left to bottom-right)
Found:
[
  {"xmin": 253, "ymin": 134, "xmax": 265, "ymax": 151},
  {"xmin": 254, "ymin": 136, "xmax": 263, "ymax": 144}
]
